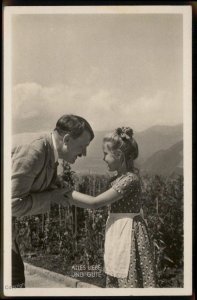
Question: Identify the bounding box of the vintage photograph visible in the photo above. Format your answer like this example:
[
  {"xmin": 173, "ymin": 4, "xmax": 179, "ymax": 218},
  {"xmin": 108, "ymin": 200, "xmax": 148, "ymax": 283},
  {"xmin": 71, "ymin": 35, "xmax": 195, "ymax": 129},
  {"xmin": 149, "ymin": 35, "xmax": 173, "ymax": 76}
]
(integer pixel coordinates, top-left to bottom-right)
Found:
[{"xmin": 3, "ymin": 5, "xmax": 192, "ymax": 297}]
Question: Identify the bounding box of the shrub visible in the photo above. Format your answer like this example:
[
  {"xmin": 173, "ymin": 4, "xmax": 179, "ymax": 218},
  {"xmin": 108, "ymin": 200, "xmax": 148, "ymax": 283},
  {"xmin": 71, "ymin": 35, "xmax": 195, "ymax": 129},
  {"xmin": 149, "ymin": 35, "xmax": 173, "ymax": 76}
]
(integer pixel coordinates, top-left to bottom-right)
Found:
[{"xmin": 16, "ymin": 163, "xmax": 183, "ymax": 287}]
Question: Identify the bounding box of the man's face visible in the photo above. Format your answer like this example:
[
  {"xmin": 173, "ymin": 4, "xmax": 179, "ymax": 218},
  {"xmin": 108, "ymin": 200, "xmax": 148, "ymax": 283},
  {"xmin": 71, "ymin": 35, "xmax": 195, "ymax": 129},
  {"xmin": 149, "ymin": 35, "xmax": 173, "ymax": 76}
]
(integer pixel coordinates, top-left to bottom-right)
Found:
[{"xmin": 61, "ymin": 130, "xmax": 92, "ymax": 164}]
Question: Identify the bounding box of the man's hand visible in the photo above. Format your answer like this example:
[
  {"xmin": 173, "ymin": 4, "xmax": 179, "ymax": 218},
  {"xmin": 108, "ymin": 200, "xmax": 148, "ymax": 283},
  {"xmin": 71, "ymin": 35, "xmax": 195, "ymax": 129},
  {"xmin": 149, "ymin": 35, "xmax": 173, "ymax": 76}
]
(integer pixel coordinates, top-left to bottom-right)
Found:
[
  {"xmin": 62, "ymin": 191, "xmax": 74, "ymax": 206},
  {"xmin": 51, "ymin": 187, "xmax": 73, "ymax": 207}
]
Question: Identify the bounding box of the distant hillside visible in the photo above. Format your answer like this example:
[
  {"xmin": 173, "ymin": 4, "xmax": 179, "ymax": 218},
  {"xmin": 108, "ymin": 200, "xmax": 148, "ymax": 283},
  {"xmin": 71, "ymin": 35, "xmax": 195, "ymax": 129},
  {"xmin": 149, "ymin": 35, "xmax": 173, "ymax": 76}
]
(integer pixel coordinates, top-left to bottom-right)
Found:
[
  {"xmin": 136, "ymin": 124, "xmax": 183, "ymax": 163},
  {"xmin": 12, "ymin": 124, "xmax": 183, "ymax": 175},
  {"xmin": 74, "ymin": 124, "xmax": 183, "ymax": 161},
  {"xmin": 141, "ymin": 140, "xmax": 183, "ymax": 176},
  {"xmin": 72, "ymin": 124, "xmax": 183, "ymax": 173}
]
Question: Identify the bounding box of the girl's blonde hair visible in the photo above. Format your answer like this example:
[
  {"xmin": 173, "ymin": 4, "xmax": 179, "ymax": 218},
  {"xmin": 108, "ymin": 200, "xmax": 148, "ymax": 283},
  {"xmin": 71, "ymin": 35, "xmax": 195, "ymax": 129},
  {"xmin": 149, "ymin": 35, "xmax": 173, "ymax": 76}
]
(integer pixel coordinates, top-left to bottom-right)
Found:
[{"xmin": 103, "ymin": 127, "xmax": 139, "ymax": 172}]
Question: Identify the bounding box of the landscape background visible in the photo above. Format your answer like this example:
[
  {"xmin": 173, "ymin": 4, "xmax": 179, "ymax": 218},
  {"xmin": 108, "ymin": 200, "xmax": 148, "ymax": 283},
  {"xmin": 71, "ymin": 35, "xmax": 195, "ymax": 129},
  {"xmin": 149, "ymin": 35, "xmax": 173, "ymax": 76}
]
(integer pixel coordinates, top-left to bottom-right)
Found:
[
  {"xmin": 12, "ymin": 13, "xmax": 183, "ymax": 178},
  {"xmin": 12, "ymin": 123, "xmax": 183, "ymax": 177}
]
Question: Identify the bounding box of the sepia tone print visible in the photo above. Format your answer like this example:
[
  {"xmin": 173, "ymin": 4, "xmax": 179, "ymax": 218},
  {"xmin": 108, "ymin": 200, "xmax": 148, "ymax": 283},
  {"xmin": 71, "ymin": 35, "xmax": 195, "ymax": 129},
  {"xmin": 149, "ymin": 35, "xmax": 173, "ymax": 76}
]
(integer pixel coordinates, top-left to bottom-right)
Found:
[{"xmin": 3, "ymin": 5, "xmax": 192, "ymax": 297}]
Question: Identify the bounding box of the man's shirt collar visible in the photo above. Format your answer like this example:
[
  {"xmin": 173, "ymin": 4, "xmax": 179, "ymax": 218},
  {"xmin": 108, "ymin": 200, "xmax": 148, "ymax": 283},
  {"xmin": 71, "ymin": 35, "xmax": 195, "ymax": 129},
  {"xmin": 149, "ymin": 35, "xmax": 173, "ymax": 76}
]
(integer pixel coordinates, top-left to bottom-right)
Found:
[{"xmin": 51, "ymin": 132, "xmax": 59, "ymax": 163}]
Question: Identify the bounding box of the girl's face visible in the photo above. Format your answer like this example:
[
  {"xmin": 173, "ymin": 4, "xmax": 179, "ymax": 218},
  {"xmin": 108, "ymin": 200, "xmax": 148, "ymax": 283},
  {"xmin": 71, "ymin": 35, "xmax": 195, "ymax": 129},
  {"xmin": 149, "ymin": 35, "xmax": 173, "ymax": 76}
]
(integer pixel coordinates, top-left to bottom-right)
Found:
[{"xmin": 103, "ymin": 142, "xmax": 122, "ymax": 172}]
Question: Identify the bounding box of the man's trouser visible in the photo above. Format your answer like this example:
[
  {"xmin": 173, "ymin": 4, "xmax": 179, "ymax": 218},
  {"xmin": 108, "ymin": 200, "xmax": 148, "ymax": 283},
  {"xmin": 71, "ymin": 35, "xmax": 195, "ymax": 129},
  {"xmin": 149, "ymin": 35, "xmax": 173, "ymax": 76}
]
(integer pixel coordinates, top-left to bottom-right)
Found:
[{"xmin": 12, "ymin": 218, "xmax": 25, "ymax": 288}]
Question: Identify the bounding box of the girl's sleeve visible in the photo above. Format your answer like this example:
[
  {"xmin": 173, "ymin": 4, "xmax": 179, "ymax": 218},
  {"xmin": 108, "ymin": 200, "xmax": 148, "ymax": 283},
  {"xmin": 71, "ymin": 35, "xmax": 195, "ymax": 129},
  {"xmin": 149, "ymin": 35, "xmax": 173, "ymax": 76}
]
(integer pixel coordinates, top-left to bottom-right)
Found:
[{"xmin": 111, "ymin": 173, "xmax": 140, "ymax": 197}]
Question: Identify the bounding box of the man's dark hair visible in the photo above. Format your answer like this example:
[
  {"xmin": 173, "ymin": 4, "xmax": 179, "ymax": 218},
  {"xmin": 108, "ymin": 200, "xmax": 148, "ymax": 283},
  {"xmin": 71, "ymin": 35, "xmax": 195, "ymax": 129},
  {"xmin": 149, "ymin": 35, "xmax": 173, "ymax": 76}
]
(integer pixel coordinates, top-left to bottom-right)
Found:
[{"xmin": 55, "ymin": 114, "xmax": 94, "ymax": 140}]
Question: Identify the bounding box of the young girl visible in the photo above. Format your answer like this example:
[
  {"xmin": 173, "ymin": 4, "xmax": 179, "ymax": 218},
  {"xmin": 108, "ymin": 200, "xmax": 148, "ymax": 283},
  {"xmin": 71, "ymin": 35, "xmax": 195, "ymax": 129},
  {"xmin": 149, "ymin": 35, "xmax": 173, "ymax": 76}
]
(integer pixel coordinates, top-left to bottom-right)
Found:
[{"xmin": 67, "ymin": 127, "xmax": 156, "ymax": 288}]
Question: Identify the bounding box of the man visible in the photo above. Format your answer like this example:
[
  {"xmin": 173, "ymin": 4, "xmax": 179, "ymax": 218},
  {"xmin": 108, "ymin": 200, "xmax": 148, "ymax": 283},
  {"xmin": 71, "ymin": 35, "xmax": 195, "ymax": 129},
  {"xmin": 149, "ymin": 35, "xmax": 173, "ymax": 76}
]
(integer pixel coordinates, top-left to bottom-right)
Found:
[{"xmin": 11, "ymin": 114, "xmax": 94, "ymax": 287}]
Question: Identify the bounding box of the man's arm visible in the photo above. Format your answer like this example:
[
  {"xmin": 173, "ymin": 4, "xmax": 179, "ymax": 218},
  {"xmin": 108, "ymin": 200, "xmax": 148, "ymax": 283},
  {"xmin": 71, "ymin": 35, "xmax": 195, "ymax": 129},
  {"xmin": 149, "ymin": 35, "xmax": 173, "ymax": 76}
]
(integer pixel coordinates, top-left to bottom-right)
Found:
[
  {"xmin": 12, "ymin": 189, "xmax": 70, "ymax": 217},
  {"xmin": 12, "ymin": 141, "xmax": 69, "ymax": 217}
]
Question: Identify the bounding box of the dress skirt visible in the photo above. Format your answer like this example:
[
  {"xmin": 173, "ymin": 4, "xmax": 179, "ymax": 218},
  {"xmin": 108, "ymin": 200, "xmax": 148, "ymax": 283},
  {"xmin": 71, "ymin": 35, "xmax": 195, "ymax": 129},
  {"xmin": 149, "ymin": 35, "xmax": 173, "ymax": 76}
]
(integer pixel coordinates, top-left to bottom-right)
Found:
[{"xmin": 105, "ymin": 215, "xmax": 157, "ymax": 288}]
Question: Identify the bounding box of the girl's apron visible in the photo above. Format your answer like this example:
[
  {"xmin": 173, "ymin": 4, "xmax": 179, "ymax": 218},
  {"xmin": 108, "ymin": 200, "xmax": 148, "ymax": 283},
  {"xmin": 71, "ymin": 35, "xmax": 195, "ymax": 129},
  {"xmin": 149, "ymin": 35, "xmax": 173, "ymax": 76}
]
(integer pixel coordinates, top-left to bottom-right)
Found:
[{"xmin": 104, "ymin": 212, "xmax": 139, "ymax": 278}]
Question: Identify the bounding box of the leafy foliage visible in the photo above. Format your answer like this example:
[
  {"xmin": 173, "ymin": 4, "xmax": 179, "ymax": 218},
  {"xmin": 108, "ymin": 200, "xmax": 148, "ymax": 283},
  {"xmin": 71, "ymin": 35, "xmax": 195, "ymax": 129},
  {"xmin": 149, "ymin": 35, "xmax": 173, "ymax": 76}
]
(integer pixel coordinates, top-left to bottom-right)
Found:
[
  {"xmin": 140, "ymin": 174, "xmax": 183, "ymax": 287},
  {"xmin": 16, "ymin": 163, "xmax": 183, "ymax": 287}
]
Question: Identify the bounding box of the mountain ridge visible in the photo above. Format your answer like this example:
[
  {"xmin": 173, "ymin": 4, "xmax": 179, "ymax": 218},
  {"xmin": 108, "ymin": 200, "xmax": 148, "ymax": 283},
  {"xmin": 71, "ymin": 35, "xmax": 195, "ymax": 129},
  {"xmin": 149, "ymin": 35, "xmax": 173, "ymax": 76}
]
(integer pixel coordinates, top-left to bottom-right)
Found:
[
  {"xmin": 12, "ymin": 124, "xmax": 183, "ymax": 176},
  {"xmin": 141, "ymin": 140, "xmax": 183, "ymax": 176}
]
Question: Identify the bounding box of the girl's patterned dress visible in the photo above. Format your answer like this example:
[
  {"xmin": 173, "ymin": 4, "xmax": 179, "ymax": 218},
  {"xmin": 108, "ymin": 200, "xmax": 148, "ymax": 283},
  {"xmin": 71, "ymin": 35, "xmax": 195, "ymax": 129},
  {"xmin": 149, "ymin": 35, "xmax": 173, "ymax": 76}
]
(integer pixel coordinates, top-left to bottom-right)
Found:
[{"xmin": 105, "ymin": 172, "xmax": 157, "ymax": 288}]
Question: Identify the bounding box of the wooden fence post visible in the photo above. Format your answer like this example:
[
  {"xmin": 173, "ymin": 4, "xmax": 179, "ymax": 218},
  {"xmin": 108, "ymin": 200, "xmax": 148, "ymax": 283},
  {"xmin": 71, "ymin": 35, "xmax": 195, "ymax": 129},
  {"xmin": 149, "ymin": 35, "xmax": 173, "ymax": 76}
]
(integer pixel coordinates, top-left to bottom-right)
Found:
[
  {"xmin": 75, "ymin": 207, "xmax": 77, "ymax": 235},
  {"xmin": 42, "ymin": 214, "xmax": 44, "ymax": 233},
  {"xmin": 93, "ymin": 175, "xmax": 95, "ymax": 196},
  {"xmin": 59, "ymin": 204, "xmax": 62, "ymax": 227},
  {"xmin": 156, "ymin": 196, "xmax": 159, "ymax": 214},
  {"xmin": 65, "ymin": 208, "xmax": 67, "ymax": 228}
]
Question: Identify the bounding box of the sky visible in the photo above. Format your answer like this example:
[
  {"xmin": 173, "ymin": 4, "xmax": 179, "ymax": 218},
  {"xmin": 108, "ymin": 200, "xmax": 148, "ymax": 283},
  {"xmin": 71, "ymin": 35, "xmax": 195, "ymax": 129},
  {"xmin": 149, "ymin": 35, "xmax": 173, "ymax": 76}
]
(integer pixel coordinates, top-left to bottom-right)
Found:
[{"xmin": 11, "ymin": 11, "xmax": 183, "ymax": 134}]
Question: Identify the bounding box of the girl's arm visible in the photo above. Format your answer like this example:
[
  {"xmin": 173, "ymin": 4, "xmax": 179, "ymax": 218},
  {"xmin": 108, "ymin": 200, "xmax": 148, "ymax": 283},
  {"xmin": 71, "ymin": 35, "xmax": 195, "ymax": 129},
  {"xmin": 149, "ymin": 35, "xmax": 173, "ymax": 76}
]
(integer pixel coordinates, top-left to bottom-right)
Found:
[{"xmin": 67, "ymin": 188, "xmax": 122, "ymax": 209}]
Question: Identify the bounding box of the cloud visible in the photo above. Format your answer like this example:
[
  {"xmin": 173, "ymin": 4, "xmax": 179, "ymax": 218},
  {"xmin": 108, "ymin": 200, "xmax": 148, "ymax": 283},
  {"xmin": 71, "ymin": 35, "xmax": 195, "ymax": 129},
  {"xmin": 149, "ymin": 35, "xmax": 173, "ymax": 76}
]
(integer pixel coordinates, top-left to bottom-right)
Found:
[
  {"xmin": 12, "ymin": 82, "xmax": 119, "ymax": 133},
  {"xmin": 12, "ymin": 82, "xmax": 85, "ymax": 132},
  {"xmin": 116, "ymin": 90, "xmax": 183, "ymax": 130},
  {"xmin": 12, "ymin": 82, "xmax": 182, "ymax": 134},
  {"xmin": 13, "ymin": 83, "xmax": 42, "ymax": 119}
]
